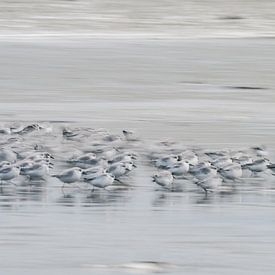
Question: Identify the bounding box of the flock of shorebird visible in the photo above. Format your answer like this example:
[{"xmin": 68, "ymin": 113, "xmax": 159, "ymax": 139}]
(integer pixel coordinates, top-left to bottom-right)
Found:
[
  {"xmin": 149, "ymin": 142, "xmax": 274, "ymax": 192},
  {"xmin": 0, "ymin": 122, "xmax": 274, "ymax": 194}
]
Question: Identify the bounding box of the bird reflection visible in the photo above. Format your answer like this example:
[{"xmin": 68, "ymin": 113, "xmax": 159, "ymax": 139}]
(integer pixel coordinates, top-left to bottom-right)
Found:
[{"xmin": 82, "ymin": 189, "xmax": 130, "ymax": 206}]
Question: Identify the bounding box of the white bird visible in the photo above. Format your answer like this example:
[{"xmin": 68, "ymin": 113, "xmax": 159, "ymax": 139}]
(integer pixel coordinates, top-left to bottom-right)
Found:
[
  {"xmin": 180, "ymin": 152, "xmax": 199, "ymax": 166},
  {"xmin": 250, "ymin": 146, "xmax": 268, "ymax": 158},
  {"xmin": 82, "ymin": 166, "xmax": 106, "ymax": 180},
  {"xmin": 219, "ymin": 163, "xmax": 242, "ymax": 181},
  {"xmin": 211, "ymin": 156, "xmax": 232, "ymax": 169},
  {"xmin": 168, "ymin": 161, "xmax": 189, "ymax": 176},
  {"xmin": 194, "ymin": 176, "xmax": 222, "ymax": 193},
  {"xmin": 68, "ymin": 153, "xmax": 107, "ymax": 169},
  {"xmin": 52, "ymin": 167, "xmax": 82, "ymax": 187},
  {"xmin": 152, "ymin": 171, "xmax": 174, "ymax": 190},
  {"xmin": 20, "ymin": 163, "xmax": 50, "ymax": 181},
  {"xmin": 84, "ymin": 172, "xmax": 115, "ymax": 189},
  {"xmin": 154, "ymin": 155, "xmax": 179, "ymax": 169},
  {"xmin": 243, "ymin": 159, "xmax": 269, "ymax": 173},
  {"xmin": 68, "ymin": 153, "xmax": 96, "ymax": 164},
  {"xmin": 190, "ymin": 166, "xmax": 217, "ymax": 181},
  {"xmin": 109, "ymin": 152, "xmax": 136, "ymax": 164},
  {"xmin": 107, "ymin": 162, "xmax": 130, "ymax": 179},
  {"xmin": 0, "ymin": 165, "xmax": 20, "ymax": 184},
  {"xmin": 232, "ymin": 155, "xmax": 253, "ymax": 166}
]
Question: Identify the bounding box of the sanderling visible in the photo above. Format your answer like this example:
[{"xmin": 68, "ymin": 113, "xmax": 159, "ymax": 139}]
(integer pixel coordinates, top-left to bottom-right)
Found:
[
  {"xmin": 190, "ymin": 166, "xmax": 217, "ymax": 181},
  {"xmin": 211, "ymin": 156, "xmax": 233, "ymax": 169},
  {"xmin": 82, "ymin": 166, "xmax": 106, "ymax": 180},
  {"xmin": 242, "ymin": 159, "xmax": 269, "ymax": 173},
  {"xmin": 107, "ymin": 162, "xmax": 130, "ymax": 179},
  {"xmin": 154, "ymin": 155, "xmax": 179, "ymax": 169},
  {"xmin": 194, "ymin": 176, "xmax": 222, "ymax": 193},
  {"xmin": 84, "ymin": 172, "xmax": 115, "ymax": 189},
  {"xmin": 20, "ymin": 163, "xmax": 50, "ymax": 181},
  {"xmin": 0, "ymin": 165, "xmax": 20, "ymax": 184},
  {"xmin": 168, "ymin": 161, "xmax": 189, "ymax": 176},
  {"xmin": 219, "ymin": 163, "xmax": 242, "ymax": 181},
  {"xmin": 250, "ymin": 146, "xmax": 268, "ymax": 158},
  {"xmin": 109, "ymin": 152, "xmax": 136, "ymax": 164},
  {"xmin": 180, "ymin": 152, "xmax": 199, "ymax": 166},
  {"xmin": 68, "ymin": 153, "xmax": 96, "ymax": 164},
  {"xmin": 52, "ymin": 167, "xmax": 82, "ymax": 187},
  {"xmin": 152, "ymin": 171, "xmax": 174, "ymax": 190},
  {"xmin": 232, "ymin": 155, "xmax": 253, "ymax": 166},
  {"xmin": 204, "ymin": 150, "xmax": 229, "ymax": 159}
]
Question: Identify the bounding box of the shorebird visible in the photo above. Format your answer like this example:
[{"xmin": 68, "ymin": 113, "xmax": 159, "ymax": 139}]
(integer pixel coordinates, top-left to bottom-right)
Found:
[
  {"xmin": 211, "ymin": 156, "xmax": 233, "ymax": 169},
  {"xmin": 109, "ymin": 152, "xmax": 136, "ymax": 164},
  {"xmin": 84, "ymin": 172, "xmax": 115, "ymax": 190},
  {"xmin": 232, "ymin": 155, "xmax": 253, "ymax": 166},
  {"xmin": 107, "ymin": 162, "xmax": 130, "ymax": 180},
  {"xmin": 194, "ymin": 176, "xmax": 222, "ymax": 193},
  {"xmin": 250, "ymin": 146, "xmax": 268, "ymax": 158},
  {"xmin": 68, "ymin": 153, "xmax": 107, "ymax": 169},
  {"xmin": 52, "ymin": 167, "xmax": 82, "ymax": 188},
  {"xmin": 218, "ymin": 163, "xmax": 242, "ymax": 181},
  {"xmin": 180, "ymin": 152, "xmax": 199, "ymax": 166},
  {"xmin": 0, "ymin": 165, "xmax": 20, "ymax": 184},
  {"xmin": 168, "ymin": 161, "xmax": 189, "ymax": 176},
  {"xmin": 20, "ymin": 163, "xmax": 50, "ymax": 181},
  {"xmin": 82, "ymin": 166, "xmax": 106, "ymax": 180},
  {"xmin": 152, "ymin": 171, "xmax": 174, "ymax": 190},
  {"xmin": 154, "ymin": 155, "xmax": 179, "ymax": 169},
  {"xmin": 242, "ymin": 159, "xmax": 269, "ymax": 173},
  {"xmin": 190, "ymin": 166, "xmax": 217, "ymax": 181}
]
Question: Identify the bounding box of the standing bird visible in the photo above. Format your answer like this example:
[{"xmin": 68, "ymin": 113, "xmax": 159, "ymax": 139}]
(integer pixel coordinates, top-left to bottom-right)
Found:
[
  {"xmin": 0, "ymin": 165, "xmax": 20, "ymax": 184},
  {"xmin": 152, "ymin": 171, "xmax": 174, "ymax": 190},
  {"xmin": 84, "ymin": 172, "xmax": 115, "ymax": 190},
  {"xmin": 107, "ymin": 162, "xmax": 130, "ymax": 180},
  {"xmin": 52, "ymin": 167, "xmax": 82, "ymax": 188},
  {"xmin": 168, "ymin": 161, "xmax": 189, "ymax": 176},
  {"xmin": 194, "ymin": 176, "xmax": 222, "ymax": 193},
  {"xmin": 242, "ymin": 159, "xmax": 269, "ymax": 173},
  {"xmin": 219, "ymin": 163, "xmax": 242, "ymax": 181},
  {"xmin": 20, "ymin": 163, "xmax": 50, "ymax": 181}
]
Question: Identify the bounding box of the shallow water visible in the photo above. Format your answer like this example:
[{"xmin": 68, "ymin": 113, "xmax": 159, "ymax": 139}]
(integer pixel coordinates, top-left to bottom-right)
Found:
[
  {"xmin": 0, "ymin": 37, "xmax": 275, "ymax": 274},
  {"xmin": 1, "ymin": 0, "xmax": 275, "ymax": 38}
]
